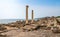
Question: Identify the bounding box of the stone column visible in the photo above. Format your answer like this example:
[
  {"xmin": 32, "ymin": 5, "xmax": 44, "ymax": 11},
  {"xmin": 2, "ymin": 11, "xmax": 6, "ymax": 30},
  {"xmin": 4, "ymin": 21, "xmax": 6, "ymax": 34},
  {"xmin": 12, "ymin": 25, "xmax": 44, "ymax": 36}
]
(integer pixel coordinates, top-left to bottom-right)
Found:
[
  {"xmin": 31, "ymin": 10, "xmax": 34, "ymax": 23},
  {"xmin": 26, "ymin": 5, "xmax": 29, "ymax": 24}
]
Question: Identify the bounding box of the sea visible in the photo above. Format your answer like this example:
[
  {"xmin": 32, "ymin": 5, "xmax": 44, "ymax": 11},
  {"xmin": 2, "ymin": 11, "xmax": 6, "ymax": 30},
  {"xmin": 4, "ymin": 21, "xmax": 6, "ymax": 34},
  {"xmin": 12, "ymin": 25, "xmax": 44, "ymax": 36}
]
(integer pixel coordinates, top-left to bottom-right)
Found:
[
  {"xmin": 0, "ymin": 18, "xmax": 38, "ymax": 24},
  {"xmin": 0, "ymin": 19, "xmax": 22, "ymax": 24}
]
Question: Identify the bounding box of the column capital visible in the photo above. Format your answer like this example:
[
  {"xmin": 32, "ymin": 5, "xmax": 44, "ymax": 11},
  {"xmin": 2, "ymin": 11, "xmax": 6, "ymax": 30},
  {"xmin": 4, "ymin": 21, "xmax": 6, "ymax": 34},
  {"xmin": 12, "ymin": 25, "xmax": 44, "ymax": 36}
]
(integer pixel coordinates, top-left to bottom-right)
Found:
[{"xmin": 26, "ymin": 5, "xmax": 29, "ymax": 7}]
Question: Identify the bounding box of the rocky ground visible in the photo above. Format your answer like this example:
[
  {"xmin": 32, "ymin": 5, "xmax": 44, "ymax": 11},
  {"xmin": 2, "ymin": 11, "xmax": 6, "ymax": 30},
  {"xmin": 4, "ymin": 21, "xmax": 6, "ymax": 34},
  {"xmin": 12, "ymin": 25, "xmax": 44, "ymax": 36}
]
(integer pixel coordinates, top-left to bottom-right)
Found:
[
  {"xmin": 0, "ymin": 17, "xmax": 60, "ymax": 37},
  {"xmin": 0, "ymin": 29, "xmax": 60, "ymax": 37}
]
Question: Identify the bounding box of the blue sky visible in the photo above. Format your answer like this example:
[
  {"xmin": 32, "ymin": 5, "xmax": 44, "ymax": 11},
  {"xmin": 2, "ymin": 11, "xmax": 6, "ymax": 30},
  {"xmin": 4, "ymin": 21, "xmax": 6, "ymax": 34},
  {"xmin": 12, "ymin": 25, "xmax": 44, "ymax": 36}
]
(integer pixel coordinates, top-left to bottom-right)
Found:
[{"xmin": 0, "ymin": 0, "xmax": 60, "ymax": 19}]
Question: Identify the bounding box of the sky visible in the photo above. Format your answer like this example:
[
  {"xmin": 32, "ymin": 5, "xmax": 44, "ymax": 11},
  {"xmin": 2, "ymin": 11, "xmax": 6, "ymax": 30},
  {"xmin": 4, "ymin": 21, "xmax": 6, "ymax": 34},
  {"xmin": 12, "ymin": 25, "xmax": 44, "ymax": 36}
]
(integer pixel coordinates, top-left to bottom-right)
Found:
[{"xmin": 0, "ymin": 0, "xmax": 60, "ymax": 19}]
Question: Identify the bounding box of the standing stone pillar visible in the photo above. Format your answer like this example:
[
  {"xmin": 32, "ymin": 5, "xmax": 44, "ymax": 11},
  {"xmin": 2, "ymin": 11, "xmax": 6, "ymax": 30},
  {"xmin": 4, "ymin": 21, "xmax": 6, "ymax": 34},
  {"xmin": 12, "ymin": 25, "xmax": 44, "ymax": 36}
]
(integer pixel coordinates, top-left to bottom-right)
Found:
[
  {"xmin": 26, "ymin": 5, "xmax": 29, "ymax": 24},
  {"xmin": 31, "ymin": 10, "xmax": 34, "ymax": 23}
]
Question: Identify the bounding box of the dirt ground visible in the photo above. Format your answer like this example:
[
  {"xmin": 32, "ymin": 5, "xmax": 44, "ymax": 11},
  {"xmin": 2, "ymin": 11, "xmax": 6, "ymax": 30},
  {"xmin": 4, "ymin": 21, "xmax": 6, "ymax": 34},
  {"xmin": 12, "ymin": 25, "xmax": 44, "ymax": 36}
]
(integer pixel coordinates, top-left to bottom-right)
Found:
[{"xmin": 1, "ymin": 29, "xmax": 60, "ymax": 37}]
